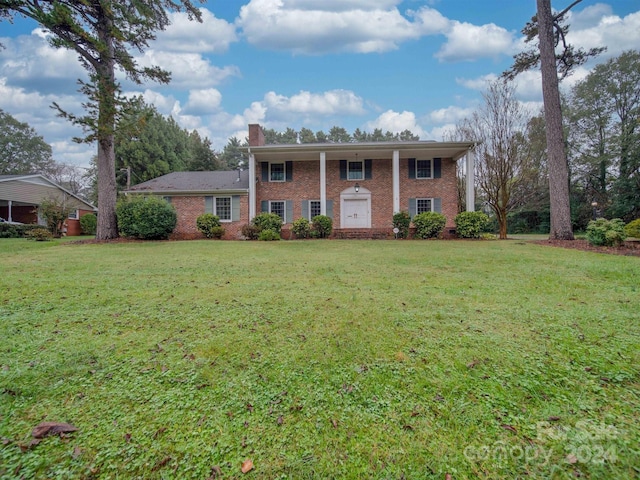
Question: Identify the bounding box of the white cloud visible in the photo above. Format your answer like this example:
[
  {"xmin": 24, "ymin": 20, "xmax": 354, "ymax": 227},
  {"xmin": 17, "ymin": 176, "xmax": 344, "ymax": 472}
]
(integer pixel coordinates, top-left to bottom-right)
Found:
[
  {"xmin": 237, "ymin": 0, "xmax": 443, "ymax": 54},
  {"xmin": 427, "ymin": 105, "xmax": 474, "ymax": 124},
  {"xmin": 135, "ymin": 50, "xmax": 241, "ymax": 89},
  {"xmin": 183, "ymin": 89, "xmax": 223, "ymax": 115},
  {"xmin": 436, "ymin": 21, "xmax": 517, "ymax": 62},
  {"xmin": 263, "ymin": 89, "xmax": 365, "ymax": 116},
  {"xmin": 363, "ymin": 110, "xmax": 426, "ymax": 137},
  {"xmin": 153, "ymin": 9, "xmax": 238, "ymax": 53},
  {"xmin": 568, "ymin": 10, "xmax": 640, "ymax": 59}
]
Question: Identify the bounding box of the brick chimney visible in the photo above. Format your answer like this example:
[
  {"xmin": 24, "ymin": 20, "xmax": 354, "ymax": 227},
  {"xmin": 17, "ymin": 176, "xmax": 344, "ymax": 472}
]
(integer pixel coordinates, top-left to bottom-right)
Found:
[{"xmin": 248, "ymin": 124, "xmax": 265, "ymax": 146}]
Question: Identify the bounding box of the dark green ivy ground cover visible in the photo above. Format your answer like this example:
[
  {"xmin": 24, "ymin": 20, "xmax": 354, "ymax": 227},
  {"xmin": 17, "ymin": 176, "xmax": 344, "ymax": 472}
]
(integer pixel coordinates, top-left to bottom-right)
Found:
[{"xmin": 0, "ymin": 238, "xmax": 638, "ymax": 479}]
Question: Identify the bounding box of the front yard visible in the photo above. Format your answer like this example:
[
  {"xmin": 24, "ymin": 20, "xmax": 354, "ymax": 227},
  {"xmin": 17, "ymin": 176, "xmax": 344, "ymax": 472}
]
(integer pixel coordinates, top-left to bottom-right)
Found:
[{"xmin": 0, "ymin": 238, "xmax": 638, "ymax": 478}]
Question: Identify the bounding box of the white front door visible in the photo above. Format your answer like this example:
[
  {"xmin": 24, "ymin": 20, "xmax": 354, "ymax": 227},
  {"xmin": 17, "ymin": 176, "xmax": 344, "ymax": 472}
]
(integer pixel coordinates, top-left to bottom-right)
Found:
[{"xmin": 343, "ymin": 198, "xmax": 369, "ymax": 228}]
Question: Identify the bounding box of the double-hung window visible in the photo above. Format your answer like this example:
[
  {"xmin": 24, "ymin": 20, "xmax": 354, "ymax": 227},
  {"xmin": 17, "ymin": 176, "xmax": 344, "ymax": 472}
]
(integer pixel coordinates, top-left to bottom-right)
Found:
[
  {"xmin": 270, "ymin": 163, "xmax": 285, "ymax": 182},
  {"xmin": 416, "ymin": 159, "xmax": 432, "ymax": 179},
  {"xmin": 68, "ymin": 210, "xmax": 79, "ymax": 220},
  {"xmin": 206, "ymin": 196, "xmax": 232, "ymax": 221},
  {"xmin": 269, "ymin": 201, "xmax": 285, "ymax": 222},
  {"xmin": 348, "ymin": 160, "xmax": 364, "ymax": 180},
  {"xmin": 309, "ymin": 200, "xmax": 321, "ymax": 220},
  {"xmin": 416, "ymin": 198, "xmax": 433, "ymax": 214}
]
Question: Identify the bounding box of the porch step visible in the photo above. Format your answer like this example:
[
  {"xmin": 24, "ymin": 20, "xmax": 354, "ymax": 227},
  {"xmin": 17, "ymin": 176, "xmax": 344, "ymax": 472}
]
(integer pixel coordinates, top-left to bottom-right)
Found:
[{"xmin": 332, "ymin": 228, "xmax": 392, "ymax": 240}]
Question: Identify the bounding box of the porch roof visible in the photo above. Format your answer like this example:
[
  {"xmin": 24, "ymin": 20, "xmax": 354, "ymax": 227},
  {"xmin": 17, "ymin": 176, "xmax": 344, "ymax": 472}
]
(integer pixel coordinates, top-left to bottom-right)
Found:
[{"xmin": 243, "ymin": 141, "xmax": 476, "ymax": 162}]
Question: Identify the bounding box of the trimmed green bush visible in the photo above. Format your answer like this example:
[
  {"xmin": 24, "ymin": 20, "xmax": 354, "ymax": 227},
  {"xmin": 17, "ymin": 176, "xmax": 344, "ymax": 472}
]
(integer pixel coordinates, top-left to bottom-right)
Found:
[
  {"xmin": 25, "ymin": 227, "xmax": 53, "ymax": 241},
  {"xmin": 0, "ymin": 223, "xmax": 41, "ymax": 238},
  {"xmin": 413, "ymin": 212, "xmax": 446, "ymax": 239},
  {"xmin": 241, "ymin": 223, "xmax": 260, "ymax": 240},
  {"xmin": 625, "ymin": 219, "xmax": 640, "ymax": 239},
  {"xmin": 116, "ymin": 195, "xmax": 177, "ymax": 240},
  {"xmin": 311, "ymin": 215, "xmax": 332, "ymax": 238},
  {"xmin": 258, "ymin": 228, "xmax": 281, "ymax": 241},
  {"xmin": 79, "ymin": 213, "xmax": 97, "ymax": 235},
  {"xmin": 252, "ymin": 212, "xmax": 283, "ymax": 234},
  {"xmin": 392, "ymin": 211, "xmax": 411, "ymax": 239},
  {"xmin": 586, "ymin": 218, "xmax": 626, "ymax": 247},
  {"xmin": 292, "ymin": 217, "xmax": 311, "ymax": 239},
  {"xmin": 196, "ymin": 213, "xmax": 225, "ymax": 239},
  {"xmin": 455, "ymin": 211, "xmax": 489, "ymax": 239}
]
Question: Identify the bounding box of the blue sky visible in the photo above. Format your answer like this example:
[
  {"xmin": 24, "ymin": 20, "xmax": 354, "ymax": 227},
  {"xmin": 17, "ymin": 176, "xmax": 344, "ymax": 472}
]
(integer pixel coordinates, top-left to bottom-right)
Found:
[{"xmin": 1, "ymin": 0, "xmax": 639, "ymax": 167}]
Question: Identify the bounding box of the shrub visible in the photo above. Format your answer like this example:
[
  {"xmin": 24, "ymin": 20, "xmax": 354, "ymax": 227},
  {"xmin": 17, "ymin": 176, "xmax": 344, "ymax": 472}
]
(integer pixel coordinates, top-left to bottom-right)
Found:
[
  {"xmin": 292, "ymin": 217, "xmax": 311, "ymax": 239},
  {"xmin": 392, "ymin": 211, "xmax": 411, "ymax": 239},
  {"xmin": 0, "ymin": 223, "xmax": 21, "ymax": 238},
  {"xmin": 79, "ymin": 213, "xmax": 97, "ymax": 235},
  {"xmin": 25, "ymin": 228, "xmax": 53, "ymax": 241},
  {"xmin": 258, "ymin": 228, "xmax": 281, "ymax": 241},
  {"xmin": 241, "ymin": 223, "xmax": 260, "ymax": 240},
  {"xmin": 455, "ymin": 211, "xmax": 489, "ymax": 239},
  {"xmin": 196, "ymin": 213, "xmax": 225, "ymax": 239},
  {"xmin": 625, "ymin": 219, "xmax": 640, "ymax": 239},
  {"xmin": 586, "ymin": 218, "xmax": 626, "ymax": 247},
  {"xmin": 116, "ymin": 195, "xmax": 177, "ymax": 240},
  {"xmin": 311, "ymin": 215, "xmax": 333, "ymax": 238},
  {"xmin": 412, "ymin": 212, "xmax": 446, "ymax": 239},
  {"xmin": 40, "ymin": 198, "xmax": 73, "ymax": 237},
  {"xmin": 252, "ymin": 212, "xmax": 283, "ymax": 234}
]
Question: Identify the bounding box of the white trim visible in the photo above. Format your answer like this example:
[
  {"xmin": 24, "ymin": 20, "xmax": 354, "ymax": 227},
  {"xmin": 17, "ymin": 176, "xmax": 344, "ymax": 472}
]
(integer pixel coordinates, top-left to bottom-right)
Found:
[
  {"xmin": 347, "ymin": 160, "xmax": 364, "ymax": 180},
  {"xmin": 392, "ymin": 150, "xmax": 400, "ymax": 213},
  {"xmin": 416, "ymin": 197, "xmax": 434, "ymax": 214},
  {"xmin": 249, "ymin": 153, "xmax": 256, "ymax": 220},
  {"xmin": 269, "ymin": 162, "xmax": 286, "ymax": 182},
  {"xmin": 320, "ymin": 152, "xmax": 327, "ymax": 216},
  {"xmin": 416, "ymin": 159, "xmax": 434, "ymax": 179},
  {"xmin": 466, "ymin": 149, "xmax": 475, "ymax": 212}
]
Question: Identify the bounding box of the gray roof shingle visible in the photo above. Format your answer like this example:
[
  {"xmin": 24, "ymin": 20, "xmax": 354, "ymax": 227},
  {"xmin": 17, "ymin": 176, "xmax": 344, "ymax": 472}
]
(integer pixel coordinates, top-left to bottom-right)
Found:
[{"xmin": 126, "ymin": 170, "xmax": 249, "ymax": 193}]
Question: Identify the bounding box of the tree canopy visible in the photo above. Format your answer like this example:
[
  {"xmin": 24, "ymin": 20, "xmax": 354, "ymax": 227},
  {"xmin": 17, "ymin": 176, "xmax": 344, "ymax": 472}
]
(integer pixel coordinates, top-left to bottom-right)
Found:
[
  {"xmin": 0, "ymin": 0, "xmax": 202, "ymax": 240},
  {"xmin": 0, "ymin": 109, "xmax": 56, "ymax": 175}
]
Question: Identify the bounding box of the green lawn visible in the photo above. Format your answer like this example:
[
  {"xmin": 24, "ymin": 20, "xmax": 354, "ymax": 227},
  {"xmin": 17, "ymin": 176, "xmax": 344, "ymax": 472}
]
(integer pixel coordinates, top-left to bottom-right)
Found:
[{"xmin": 0, "ymin": 238, "xmax": 638, "ymax": 479}]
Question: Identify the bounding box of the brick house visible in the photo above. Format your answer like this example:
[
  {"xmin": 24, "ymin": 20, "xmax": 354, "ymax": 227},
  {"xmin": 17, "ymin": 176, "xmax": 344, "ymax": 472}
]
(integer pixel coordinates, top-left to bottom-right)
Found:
[
  {"xmin": 0, "ymin": 174, "xmax": 96, "ymax": 236},
  {"xmin": 126, "ymin": 170, "xmax": 250, "ymax": 239},
  {"xmin": 126, "ymin": 124, "xmax": 476, "ymax": 239}
]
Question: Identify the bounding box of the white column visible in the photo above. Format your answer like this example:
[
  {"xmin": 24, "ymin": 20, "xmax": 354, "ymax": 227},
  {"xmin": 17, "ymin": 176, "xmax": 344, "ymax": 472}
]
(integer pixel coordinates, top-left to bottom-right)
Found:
[
  {"xmin": 320, "ymin": 151, "xmax": 327, "ymax": 215},
  {"xmin": 392, "ymin": 150, "xmax": 400, "ymax": 213},
  {"xmin": 249, "ymin": 153, "xmax": 256, "ymax": 220},
  {"xmin": 8, "ymin": 200, "xmax": 12, "ymax": 222},
  {"xmin": 466, "ymin": 148, "xmax": 475, "ymax": 212}
]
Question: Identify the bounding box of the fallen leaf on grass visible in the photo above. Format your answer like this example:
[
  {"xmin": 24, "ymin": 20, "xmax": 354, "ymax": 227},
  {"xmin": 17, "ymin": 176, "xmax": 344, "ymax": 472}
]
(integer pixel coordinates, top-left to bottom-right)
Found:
[
  {"xmin": 500, "ymin": 424, "xmax": 517, "ymax": 434},
  {"xmin": 19, "ymin": 439, "xmax": 40, "ymax": 451},
  {"xmin": 445, "ymin": 474, "xmax": 453, "ymax": 480},
  {"xmin": 566, "ymin": 454, "xmax": 578, "ymax": 464},
  {"xmin": 241, "ymin": 459, "xmax": 254, "ymax": 473},
  {"xmin": 72, "ymin": 446, "xmax": 83, "ymax": 459},
  {"xmin": 548, "ymin": 416, "xmax": 561, "ymax": 422},
  {"xmin": 32, "ymin": 422, "xmax": 78, "ymax": 439},
  {"xmin": 207, "ymin": 465, "xmax": 223, "ymax": 479},
  {"xmin": 277, "ymin": 415, "xmax": 284, "ymax": 425}
]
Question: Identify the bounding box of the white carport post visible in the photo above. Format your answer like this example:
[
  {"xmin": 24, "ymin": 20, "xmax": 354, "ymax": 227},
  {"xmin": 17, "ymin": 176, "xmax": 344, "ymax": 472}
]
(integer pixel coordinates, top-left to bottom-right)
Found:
[
  {"xmin": 249, "ymin": 151, "xmax": 256, "ymax": 220},
  {"xmin": 392, "ymin": 150, "xmax": 400, "ymax": 213},
  {"xmin": 320, "ymin": 151, "xmax": 327, "ymax": 215},
  {"xmin": 8, "ymin": 200, "xmax": 12, "ymax": 222},
  {"xmin": 465, "ymin": 148, "xmax": 475, "ymax": 212}
]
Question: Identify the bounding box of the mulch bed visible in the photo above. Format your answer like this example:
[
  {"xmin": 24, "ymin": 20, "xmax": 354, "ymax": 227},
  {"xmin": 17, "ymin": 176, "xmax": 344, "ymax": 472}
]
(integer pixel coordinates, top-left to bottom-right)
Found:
[{"xmin": 531, "ymin": 239, "xmax": 640, "ymax": 257}]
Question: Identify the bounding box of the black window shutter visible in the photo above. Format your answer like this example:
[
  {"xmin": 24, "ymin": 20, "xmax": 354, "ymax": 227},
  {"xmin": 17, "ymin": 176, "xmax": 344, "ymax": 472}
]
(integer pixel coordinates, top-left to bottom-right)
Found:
[
  {"xmin": 408, "ymin": 158, "xmax": 416, "ymax": 179},
  {"xmin": 364, "ymin": 159, "xmax": 372, "ymax": 179},
  {"xmin": 286, "ymin": 161, "xmax": 293, "ymax": 181},
  {"xmin": 434, "ymin": 158, "xmax": 442, "ymax": 178},
  {"xmin": 340, "ymin": 160, "xmax": 347, "ymax": 180},
  {"xmin": 261, "ymin": 162, "xmax": 269, "ymax": 182}
]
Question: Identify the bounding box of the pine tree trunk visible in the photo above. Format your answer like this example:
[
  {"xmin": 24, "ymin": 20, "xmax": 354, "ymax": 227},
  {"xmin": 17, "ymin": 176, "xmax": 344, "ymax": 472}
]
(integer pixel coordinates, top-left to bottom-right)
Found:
[
  {"xmin": 95, "ymin": 16, "xmax": 119, "ymax": 241},
  {"xmin": 537, "ymin": 0, "xmax": 574, "ymax": 240}
]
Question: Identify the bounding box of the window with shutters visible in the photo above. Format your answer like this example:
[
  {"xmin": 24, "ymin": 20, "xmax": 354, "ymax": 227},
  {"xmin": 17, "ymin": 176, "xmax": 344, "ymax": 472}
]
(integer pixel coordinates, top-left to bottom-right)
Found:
[
  {"xmin": 416, "ymin": 159, "xmax": 432, "ymax": 179},
  {"xmin": 206, "ymin": 196, "xmax": 232, "ymax": 221},
  {"xmin": 416, "ymin": 198, "xmax": 433, "ymax": 214},
  {"xmin": 270, "ymin": 163, "xmax": 285, "ymax": 181}
]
